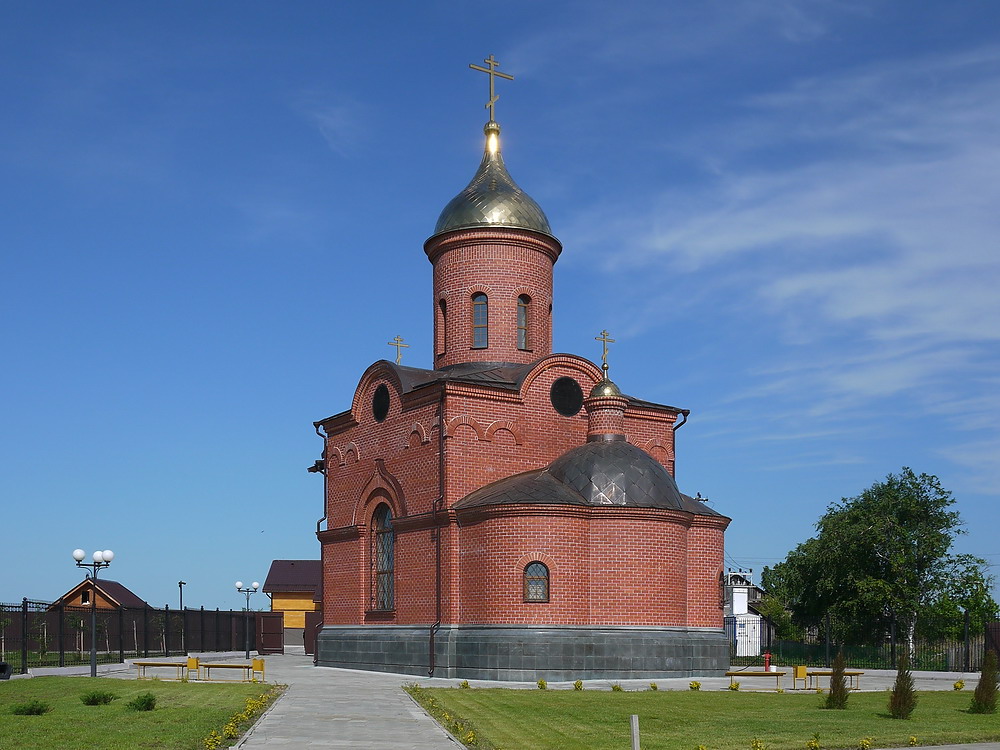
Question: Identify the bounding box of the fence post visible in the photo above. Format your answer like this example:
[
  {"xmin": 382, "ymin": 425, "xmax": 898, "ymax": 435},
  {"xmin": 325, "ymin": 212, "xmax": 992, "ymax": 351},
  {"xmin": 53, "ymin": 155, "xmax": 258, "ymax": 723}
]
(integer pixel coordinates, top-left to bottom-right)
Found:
[
  {"xmin": 164, "ymin": 605, "xmax": 171, "ymax": 658},
  {"xmin": 963, "ymin": 609, "xmax": 970, "ymax": 673},
  {"xmin": 200, "ymin": 606, "xmax": 205, "ymax": 653},
  {"xmin": 119, "ymin": 608, "xmax": 125, "ymax": 663},
  {"xmin": 143, "ymin": 604, "xmax": 149, "ymax": 658},
  {"xmin": 21, "ymin": 598, "xmax": 28, "ymax": 675},
  {"xmin": 57, "ymin": 600, "xmax": 65, "ymax": 668}
]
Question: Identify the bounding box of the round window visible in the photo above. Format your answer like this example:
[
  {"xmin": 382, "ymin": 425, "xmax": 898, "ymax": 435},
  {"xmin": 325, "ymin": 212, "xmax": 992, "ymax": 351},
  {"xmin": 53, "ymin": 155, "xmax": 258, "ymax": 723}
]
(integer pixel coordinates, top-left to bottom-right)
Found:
[
  {"xmin": 372, "ymin": 384, "xmax": 390, "ymax": 422},
  {"xmin": 550, "ymin": 377, "xmax": 584, "ymax": 417}
]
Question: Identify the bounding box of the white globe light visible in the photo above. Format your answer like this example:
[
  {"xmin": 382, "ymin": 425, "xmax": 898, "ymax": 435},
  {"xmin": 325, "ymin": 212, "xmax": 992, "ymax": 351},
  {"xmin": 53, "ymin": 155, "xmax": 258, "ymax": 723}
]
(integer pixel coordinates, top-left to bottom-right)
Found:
[
  {"xmin": 93, "ymin": 551, "xmax": 104, "ymax": 563},
  {"xmin": 72, "ymin": 549, "xmax": 86, "ymax": 562},
  {"xmin": 102, "ymin": 550, "xmax": 114, "ymax": 562},
  {"xmin": 235, "ymin": 581, "xmax": 243, "ymax": 590},
  {"xmin": 251, "ymin": 582, "xmax": 259, "ymax": 590}
]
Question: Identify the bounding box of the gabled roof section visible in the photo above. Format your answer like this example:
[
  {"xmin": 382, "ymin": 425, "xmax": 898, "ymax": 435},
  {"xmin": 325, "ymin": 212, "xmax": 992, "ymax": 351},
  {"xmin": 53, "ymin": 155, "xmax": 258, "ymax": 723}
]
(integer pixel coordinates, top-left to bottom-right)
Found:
[
  {"xmin": 262, "ymin": 560, "xmax": 322, "ymax": 594},
  {"xmin": 58, "ymin": 578, "xmax": 148, "ymax": 608}
]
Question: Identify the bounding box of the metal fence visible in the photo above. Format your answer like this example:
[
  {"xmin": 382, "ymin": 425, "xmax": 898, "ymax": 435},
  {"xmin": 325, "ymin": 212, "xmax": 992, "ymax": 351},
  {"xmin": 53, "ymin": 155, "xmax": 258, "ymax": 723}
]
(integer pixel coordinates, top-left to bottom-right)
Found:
[
  {"xmin": 725, "ymin": 614, "xmax": 1000, "ymax": 672},
  {"xmin": 0, "ymin": 598, "xmax": 257, "ymax": 674}
]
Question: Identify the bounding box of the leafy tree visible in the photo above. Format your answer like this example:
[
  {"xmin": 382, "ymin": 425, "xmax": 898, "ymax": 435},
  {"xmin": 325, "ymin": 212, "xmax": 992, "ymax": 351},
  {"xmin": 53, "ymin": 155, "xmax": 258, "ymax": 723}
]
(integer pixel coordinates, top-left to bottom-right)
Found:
[
  {"xmin": 969, "ymin": 650, "xmax": 998, "ymax": 714},
  {"xmin": 761, "ymin": 469, "xmax": 997, "ymax": 650},
  {"xmin": 825, "ymin": 651, "xmax": 849, "ymax": 709},
  {"xmin": 889, "ymin": 652, "xmax": 917, "ymax": 719},
  {"xmin": 753, "ymin": 596, "xmax": 804, "ymax": 641},
  {"xmin": 0, "ymin": 616, "xmax": 10, "ymax": 661}
]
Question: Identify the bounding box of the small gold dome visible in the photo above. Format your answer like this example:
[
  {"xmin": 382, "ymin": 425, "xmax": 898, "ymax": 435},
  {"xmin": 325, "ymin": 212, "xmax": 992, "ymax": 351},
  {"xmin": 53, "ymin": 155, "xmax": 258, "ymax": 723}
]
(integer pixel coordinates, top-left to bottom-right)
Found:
[{"xmin": 589, "ymin": 378, "xmax": 623, "ymax": 398}]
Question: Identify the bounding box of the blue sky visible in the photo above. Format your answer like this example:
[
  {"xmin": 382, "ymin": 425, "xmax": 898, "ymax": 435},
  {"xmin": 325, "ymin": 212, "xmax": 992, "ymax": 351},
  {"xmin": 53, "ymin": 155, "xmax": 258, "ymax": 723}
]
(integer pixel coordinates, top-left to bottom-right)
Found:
[{"xmin": 2, "ymin": 1, "xmax": 998, "ymax": 612}]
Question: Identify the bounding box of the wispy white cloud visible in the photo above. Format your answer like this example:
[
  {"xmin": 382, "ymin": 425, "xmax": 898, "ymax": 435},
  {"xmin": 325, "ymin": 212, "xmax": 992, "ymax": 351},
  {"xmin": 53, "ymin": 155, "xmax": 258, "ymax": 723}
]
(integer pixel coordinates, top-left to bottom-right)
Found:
[
  {"xmin": 294, "ymin": 90, "xmax": 368, "ymax": 157},
  {"xmin": 565, "ymin": 44, "xmax": 1000, "ymax": 485}
]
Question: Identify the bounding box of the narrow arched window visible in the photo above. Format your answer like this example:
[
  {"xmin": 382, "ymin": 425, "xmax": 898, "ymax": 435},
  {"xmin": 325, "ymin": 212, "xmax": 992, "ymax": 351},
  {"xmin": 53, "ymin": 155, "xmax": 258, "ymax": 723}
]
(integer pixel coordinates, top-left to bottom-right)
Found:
[
  {"xmin": 471, "ymin": 293, "xmax": 488, "ymax": 349},
  {"xmin": 437, "ymin": 299, "xmax": 447, "ymax": 355},
  {"xmin": 524, "ymin": 562, "xmax": 549, "ymax": 602},
  {"xmin": 517, "ymin": 295, "xmax": 530, "ymax": 350},
  {"xmin": 371, "ymin": 504, "xmax": 394, "ymax": 610}
]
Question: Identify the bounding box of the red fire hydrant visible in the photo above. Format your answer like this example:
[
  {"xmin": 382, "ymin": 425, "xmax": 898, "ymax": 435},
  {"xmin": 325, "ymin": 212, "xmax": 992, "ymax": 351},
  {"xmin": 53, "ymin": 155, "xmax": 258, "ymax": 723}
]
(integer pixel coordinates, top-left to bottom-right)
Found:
[{"xmin": 764, "ymin": 650, "xmax": 772, "ymax": 671}]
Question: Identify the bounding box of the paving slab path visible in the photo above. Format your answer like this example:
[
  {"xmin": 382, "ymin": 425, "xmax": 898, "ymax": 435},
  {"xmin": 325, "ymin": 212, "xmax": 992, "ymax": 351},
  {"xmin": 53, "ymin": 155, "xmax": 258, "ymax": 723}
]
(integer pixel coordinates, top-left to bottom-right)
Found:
[{"xmin": 91, "ymin": 651, "xmax": 999, "ymax": 750}]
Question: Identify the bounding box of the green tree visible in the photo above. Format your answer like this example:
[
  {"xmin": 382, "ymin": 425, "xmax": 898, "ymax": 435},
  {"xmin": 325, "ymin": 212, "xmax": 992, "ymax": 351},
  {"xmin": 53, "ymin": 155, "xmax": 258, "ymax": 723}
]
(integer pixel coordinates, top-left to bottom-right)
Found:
[
  {"xmin": 762, "ymin": 469, "xmax": 997, "ymax": 650},
  {"xmin": 825, "ymin": 650, "xmax": 849, "ymax": 709},
  {"xmin": 888, "ymin": 652, "xmax": 917, "ymax": 719},
  {"xmin": 970, "ymin": 650, "xmax": 998, "ymax": 714}
]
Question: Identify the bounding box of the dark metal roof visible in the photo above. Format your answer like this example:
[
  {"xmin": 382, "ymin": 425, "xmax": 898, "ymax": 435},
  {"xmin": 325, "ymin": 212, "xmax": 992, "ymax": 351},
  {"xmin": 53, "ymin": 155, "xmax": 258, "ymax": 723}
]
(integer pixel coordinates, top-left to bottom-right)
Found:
[
  {"xmin": 262, "ymin": 560, "xmax": 322, "ymax": 594},
  {"xmin": 454, "ymin": 441, "xmax": 725, "ymax": 516},
  {"xmin": 93, "ymin": 579, "xmax": 148, "ymax": 608}
]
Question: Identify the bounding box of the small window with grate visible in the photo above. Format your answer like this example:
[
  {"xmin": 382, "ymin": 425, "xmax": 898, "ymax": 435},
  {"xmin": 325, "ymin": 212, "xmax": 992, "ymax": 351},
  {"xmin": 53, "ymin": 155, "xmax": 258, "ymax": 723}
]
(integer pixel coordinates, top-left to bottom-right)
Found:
[
  {"xmin": 471, "ymin": 293, "xmax": 488, "ymax": 349},
  {"xmin": 524, "ymin": 561, "xmax": 549, "ymax": 602}
]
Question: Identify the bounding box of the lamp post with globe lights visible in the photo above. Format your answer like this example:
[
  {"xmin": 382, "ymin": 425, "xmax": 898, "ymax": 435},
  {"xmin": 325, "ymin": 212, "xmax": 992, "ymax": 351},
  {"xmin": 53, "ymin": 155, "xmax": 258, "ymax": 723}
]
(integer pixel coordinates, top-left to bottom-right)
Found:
[
  {"xmin": 72, "ymin": 548, "xmax": 114, "ymax": 677},
  {"xmin": 235, "ymin": 581, "xmax": 258, "ymax": 659}
]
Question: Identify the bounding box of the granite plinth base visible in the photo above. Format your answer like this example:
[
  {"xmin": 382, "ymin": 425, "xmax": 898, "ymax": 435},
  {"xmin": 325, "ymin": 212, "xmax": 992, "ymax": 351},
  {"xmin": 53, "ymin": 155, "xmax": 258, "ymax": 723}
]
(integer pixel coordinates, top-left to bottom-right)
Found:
[{"xmin": 315, "ymin": 624, "xmax": 728, "ymax": 680}]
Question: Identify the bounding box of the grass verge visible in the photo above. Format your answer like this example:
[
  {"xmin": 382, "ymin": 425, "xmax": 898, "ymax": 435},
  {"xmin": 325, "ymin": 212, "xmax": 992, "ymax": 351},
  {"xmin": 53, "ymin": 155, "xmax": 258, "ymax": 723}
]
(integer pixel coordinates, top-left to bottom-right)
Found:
[
  {"xmin": 0, "ymin": 676, "xmax": 283, "ymax": 750},
  {"xmin": 405, "ymin": 686, "xmax": 1000, "ymax": 750}
]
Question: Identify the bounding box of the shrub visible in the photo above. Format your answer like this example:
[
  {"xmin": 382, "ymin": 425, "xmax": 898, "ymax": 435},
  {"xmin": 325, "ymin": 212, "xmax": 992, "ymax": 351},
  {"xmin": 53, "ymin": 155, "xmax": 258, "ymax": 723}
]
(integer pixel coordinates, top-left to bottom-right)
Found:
[
  {"xmin": 953, "ymin": 679, "xmax": 965, "ymax": 691},
  {"xmin": 536, "ymin": 679, "xmax": 547, "ymax": 690},
  {"xmin": 573, "ymin": 680, "xmax": 583, "ymax": 690},
  {"xmin": 203, "ymin": 729, "xmax": 223, "ymax": 749},
  {"xmin": 459, "ymin": 680, "xmax": 470, "ymax": 689},
  {"xmin": 825, "ymin": 651, "xmax": 849, "ymax": 710},
  {"xmin": 689, "ymin": 680, "xmax": 701, "ymax": 691},
  {"xmin": 80, "ymin": 690, "xmax": 118, "ymax": 706},
  {"xmin": 806, "ymin": 733, "xmax": 820, "ymax": 750},
  {"xmin": 908, "ymin": 737, "xmax": 918, "ymax": 747},
  {"xmin": 970, "ymin": 649, "xmax": 998, "ymax": 714},
  {"xmin": 11, "ymin": 700, "xmax": 51, "ymax": 715},
  {"xmin": 126, "ymin": 692, "xmax": 157, "ymax": 711},
  {"xmin": 751, "ymin": 737, "xmax": 769, "ymax": 750},
  {"xmin": 729, "ymin": 682, "xmax": 740, "ymax": 691},
  {"xmin": 611, "ymin": 682, "xmax": 624, "ymax": 692},
  {"xmin": 888, "ymin": 652, "xmax": 917, "ymax": 719},
  {"xmin": 649, "ymin": 682, "xmax": 658, "ymax": 691},
  {"xmin": 695, "ymin": 745, "xmax": 708, "ymax": 750},
  {"xmin": 858, "ymin": 738, "xmax": 873, "ymax": 750}
]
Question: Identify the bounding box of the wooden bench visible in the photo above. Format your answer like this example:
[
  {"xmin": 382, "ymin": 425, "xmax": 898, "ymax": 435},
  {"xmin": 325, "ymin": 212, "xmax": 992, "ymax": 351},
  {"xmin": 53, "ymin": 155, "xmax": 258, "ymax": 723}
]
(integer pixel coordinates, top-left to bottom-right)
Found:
[
  {"xmin": 725, "ymin": 670, "xmax": 786, "ymax": 690},
  {"xmin": 134, "ymin": 657, "xmax": 199, "ymax": 680},
  {"xmin": 199, "ymin": 657, "xmax": 265, "ymax": 682},
  {"xmin": 806, "ymin": 669, "xmax": 864, "ymax": 690}
]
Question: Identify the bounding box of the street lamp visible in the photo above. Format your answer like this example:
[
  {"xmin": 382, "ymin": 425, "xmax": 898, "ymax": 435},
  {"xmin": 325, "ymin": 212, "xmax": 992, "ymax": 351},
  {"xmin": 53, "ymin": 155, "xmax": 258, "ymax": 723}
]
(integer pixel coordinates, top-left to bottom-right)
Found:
[
  {"xmin": 178, "ymin": 581, "xmax": 186, "ymax": 654},
  {"xmin": 235, "ymin": 581, "xmax": 258, "ymax": 660},
  {"xmin": 72, "ymin": 548, "xmax": 114, "ymax": 678}
]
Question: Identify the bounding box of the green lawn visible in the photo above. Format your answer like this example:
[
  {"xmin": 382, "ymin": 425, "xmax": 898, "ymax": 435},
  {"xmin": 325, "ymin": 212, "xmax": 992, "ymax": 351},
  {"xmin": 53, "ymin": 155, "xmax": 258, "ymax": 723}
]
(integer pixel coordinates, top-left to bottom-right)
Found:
[
  {"xmin": 407, "ymin": 687, "xmax": 1000, "ymax": 750},
  {"xmin": 0, "ymin": 676, "xmax": 281, "ymax": 750}
]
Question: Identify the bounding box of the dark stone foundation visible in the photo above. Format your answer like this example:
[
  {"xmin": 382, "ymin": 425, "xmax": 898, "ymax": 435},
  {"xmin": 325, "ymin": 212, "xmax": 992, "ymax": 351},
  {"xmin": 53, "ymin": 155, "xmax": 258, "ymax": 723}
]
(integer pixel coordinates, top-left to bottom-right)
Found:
[{"xmin": 315, "ymin": 624, "xmax": 728, "ymax": 680}]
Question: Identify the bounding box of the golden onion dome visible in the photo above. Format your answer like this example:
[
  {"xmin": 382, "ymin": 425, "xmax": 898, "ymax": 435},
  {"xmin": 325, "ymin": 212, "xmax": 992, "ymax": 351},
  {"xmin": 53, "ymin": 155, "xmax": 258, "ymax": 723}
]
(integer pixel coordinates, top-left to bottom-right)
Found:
[
  {"xmin": 431, "ymin": 122, "xmax": 553, "ymax": 238},
  {"xmin": 589, "ymin": 378, "xmax": 623, "ymax": 398}
]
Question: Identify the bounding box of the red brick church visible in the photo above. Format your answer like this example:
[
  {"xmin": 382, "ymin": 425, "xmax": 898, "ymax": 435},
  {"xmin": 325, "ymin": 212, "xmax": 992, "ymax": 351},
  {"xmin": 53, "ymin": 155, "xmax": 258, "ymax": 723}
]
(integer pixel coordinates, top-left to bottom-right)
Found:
[{"xmin": 312, "ymin": 59, "xmax": 730, "ymax": 679}]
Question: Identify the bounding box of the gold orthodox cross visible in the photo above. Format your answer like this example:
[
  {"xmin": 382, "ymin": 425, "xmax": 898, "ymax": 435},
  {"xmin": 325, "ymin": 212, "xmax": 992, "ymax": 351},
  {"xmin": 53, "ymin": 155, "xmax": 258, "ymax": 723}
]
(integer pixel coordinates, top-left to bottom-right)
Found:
[
  {"xmin": 388, "ymin": 335, "xmax": 409, "ymax": 364},
  {"xmin": 469, "ymin": 54, "xmax": 514, "ymax": 123},
  {"xmin": 595, "ymin": 329, "xmax": 615, "ymax": 374}
]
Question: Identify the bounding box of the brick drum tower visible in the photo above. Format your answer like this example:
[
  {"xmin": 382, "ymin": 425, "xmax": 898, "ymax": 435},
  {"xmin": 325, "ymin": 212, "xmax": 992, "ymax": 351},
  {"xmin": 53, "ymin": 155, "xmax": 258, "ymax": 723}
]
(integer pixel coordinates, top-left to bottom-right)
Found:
[{"xmin": 312, "ymin": 58, "xmax": 731, "ymax": 679}]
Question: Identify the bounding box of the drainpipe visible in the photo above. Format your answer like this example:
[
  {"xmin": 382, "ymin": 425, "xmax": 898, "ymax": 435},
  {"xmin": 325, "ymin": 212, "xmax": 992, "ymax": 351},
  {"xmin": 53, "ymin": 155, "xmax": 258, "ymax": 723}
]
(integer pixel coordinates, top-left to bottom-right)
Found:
[
  {"xmin": 310, "ymin": 423, "xmax": 328, "ymax": 666},
  {"xmin": 673, "ymin": 409, "xmax": 690, "ymax": 430},
  {"xmin": 429, "ymin": 386, "xmax": 446, "ymax": 676}
]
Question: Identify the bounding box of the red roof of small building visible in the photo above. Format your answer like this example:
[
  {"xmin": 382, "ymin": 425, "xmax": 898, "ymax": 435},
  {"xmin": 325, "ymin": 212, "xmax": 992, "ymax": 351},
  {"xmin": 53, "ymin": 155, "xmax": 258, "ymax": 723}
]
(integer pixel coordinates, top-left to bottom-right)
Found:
[{"xmin": 262, "ymin": 560, "xmax": 321, "ymax": 594}]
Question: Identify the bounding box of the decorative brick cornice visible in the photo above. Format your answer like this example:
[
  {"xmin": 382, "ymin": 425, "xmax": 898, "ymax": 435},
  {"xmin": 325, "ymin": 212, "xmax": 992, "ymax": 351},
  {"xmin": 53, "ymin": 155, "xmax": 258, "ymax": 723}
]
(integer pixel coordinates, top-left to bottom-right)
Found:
[
  {"xmin": 424, "ymin": 228, "xmax": 562, "ymax": 265},
  {"xmin": 454, "ymin": 503, "xmax": 700, "ymax": 526},
  {"xmin": 317, "ymin": 524, "xmax": 362, "ymax": 543}
]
